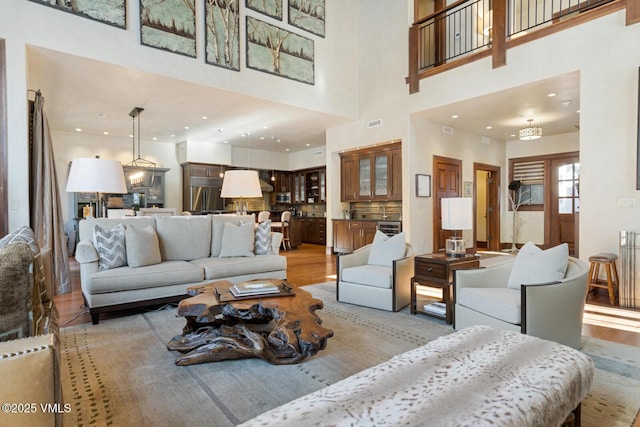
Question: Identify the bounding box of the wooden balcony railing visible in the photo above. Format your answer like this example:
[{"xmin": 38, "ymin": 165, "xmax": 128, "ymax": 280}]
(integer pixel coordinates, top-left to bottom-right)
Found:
[{"xmin": 407, "ymin": 0, "xmax": 639, "ymax": 93}]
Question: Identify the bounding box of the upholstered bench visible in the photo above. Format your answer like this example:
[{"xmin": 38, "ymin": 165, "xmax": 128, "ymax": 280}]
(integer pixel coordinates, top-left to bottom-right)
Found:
[{"xmin": 239, "ymin": 325, "xmax": 594, "ymax": 427}]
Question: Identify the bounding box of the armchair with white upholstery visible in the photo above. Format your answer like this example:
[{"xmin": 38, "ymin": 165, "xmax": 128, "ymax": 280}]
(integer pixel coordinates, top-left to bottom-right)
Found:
[
  {"xmin": 337, "ymin": 231, "xmax": 414, "ymax": 312},
  {"xmin": 454, "ymin": 242, "xmax": 589, "ymax": 349}
]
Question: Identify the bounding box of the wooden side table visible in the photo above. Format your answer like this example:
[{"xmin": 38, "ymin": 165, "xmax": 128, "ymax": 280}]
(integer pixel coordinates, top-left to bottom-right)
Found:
[{"xmin": 411, "ymin": 253, "xmax": 480, "ymax": 324}]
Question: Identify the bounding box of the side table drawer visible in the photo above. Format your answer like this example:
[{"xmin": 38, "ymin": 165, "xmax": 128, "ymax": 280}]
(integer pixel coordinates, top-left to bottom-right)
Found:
[{"xmin": 415, "ymin": 262, "xmax": 447, "ymax": 280}]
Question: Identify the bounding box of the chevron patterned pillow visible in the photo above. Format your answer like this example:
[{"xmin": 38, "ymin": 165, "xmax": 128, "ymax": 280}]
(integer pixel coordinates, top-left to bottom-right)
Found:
[
  {"xmin": 254, "ymin": 220, "xmax": 273, "ymax": 255},
  {"xmin": 94, "ymin": 224, "xmax": 127, "ymax": 271}
]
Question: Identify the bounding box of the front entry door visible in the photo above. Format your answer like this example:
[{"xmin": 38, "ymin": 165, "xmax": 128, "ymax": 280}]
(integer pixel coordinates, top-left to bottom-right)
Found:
[
  {"xmin": 474, "ymin": 163, "xmax": 501, "ymax": 252},
  {"xmin": 548, "ymin": 157, "xmax": 580, "ymax": 257},
  {"xmin": 433, "ymin": 156, "xmax": 462, "ymax": 252}
]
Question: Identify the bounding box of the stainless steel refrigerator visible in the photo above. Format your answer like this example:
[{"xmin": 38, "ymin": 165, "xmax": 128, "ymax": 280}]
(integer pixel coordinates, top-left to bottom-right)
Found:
[{"xmin": 189, "ymin": 177, "xmax": 224, "ymax": 212}]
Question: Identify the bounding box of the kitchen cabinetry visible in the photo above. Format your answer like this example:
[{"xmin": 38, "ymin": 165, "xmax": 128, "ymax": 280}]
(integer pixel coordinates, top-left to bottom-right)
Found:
[
  {"xmin": 340, "ymin": 141, "xmax": 402, "ymax": 202},
  {"xmin": 332, "ymin": 220, "xmax": 377, "ymax": 253},
  {"xmin": 299, "ymin": 217, "xmax": 326, "ymax": 244},
  {"xmin": 292, "ymin": 168, "xmax": 326, "ymax": 204}
]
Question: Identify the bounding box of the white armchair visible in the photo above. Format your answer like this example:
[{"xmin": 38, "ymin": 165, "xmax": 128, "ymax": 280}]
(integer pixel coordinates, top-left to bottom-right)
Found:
[
  {"xmin": 337, "ymin": 241, "xmax": 414, "ymax": 312},
  {"xmin": 454, "ymin": 256, "xmax": 589, "ymax": 349}
]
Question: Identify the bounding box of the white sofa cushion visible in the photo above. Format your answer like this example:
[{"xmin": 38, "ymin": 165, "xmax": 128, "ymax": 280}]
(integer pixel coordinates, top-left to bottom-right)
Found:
[
  {"xmin": 155, "ymin": 216, "xmax": 212, "ymax": 261},
  {"xmin": 458, "ymin": 287, "xmax": 522, "ymax": 324},
  {"xmin": 341, "ymin": 265, "xmax": 393, "ymax": 289},
  {"xmin": 210, "ymin": 214, "xmax": 255, "ymax": 257},
  {"xmin": 83, "ymin": 260, "xmax": 204, "ymax": 294},
  {"xmin": 368, "ymin": 231, "xmax": 406, "ymax": 268},
  {"xmin": 507, "ymin": 242, "xmax": 569, "ymax": 290},
  {"xmin": 191, "ymin": 255, "xmax": 286, "ymax": 280},
  {"xmin": 125, "ymin": 225, "xmax": 161, "ymax": 268}
]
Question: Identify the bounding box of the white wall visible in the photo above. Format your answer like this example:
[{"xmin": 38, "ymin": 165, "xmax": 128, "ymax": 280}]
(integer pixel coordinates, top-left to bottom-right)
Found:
[
  {"xmin": 325, "ymin": 5, "xmax": 640, "ymax": 263},
  {"xmin": 1, "ymin": 0, "xmax": 359, "ymax": 230}
]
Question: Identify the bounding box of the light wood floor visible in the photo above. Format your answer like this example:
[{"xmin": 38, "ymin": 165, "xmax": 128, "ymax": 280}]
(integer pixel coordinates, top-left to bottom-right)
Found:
[{"xmin": 55, "ymin": 243, "xmax": 640, "ymax": 348}]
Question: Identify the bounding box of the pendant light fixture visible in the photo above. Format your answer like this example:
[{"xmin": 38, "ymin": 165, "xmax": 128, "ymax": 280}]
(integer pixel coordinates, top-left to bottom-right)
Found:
[
  {"xmin": 519, "ymin": 119, "xmax": 543, "ymax": 141},
  {"xmin": 125, "ymin": 106, "xmax": 156, "ymax": 188}
]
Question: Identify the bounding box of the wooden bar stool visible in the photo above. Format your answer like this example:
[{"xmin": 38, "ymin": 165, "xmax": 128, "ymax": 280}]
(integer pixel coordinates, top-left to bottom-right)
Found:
[{"xmin": 586, "ymin": 253, "xmax": 619, "ymax": 305}]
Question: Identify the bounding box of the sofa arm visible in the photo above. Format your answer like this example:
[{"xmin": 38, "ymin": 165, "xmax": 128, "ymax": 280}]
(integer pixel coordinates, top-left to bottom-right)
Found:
[
  {"xmin": 393, "ymin": 253, "xmax": 415, "ymax": 310},
  {"xmin": 0, "ymin": 333, "xmax": 62, "ymax": 426},
  {"xmin": 336, "ymin": 245, "xmax": 372, "ymax": 281},
  {"xmin": 75, "ymin": 240, "xmax": 99, "ymax": 264},
  {"xmin": 523, "ymin": 270, "xmax": 589, "ymax": 349}
]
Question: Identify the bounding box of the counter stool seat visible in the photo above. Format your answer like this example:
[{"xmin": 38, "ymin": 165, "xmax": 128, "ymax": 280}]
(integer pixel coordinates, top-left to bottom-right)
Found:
[{"xmin": 587, "ymin": 252, "xmax": 619, "ymax": 305}]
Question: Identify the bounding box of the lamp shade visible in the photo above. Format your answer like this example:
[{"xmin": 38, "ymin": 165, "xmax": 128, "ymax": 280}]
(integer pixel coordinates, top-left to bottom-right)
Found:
[
  {"xmin": 220, "ymin": 170, "xmax": 263, "ymax": 198},
  {"xmin": 66, "ymin": 158, "xmax": 128, "ymax": 194},
  {"xmin": 441, "ymin": 197, "xmax": 473, "ymax": 230}
]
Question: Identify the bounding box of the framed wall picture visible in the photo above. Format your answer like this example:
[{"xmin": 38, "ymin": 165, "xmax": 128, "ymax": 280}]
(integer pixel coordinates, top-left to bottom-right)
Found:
[
  {"xmin": 416, "ymin": 174, "xmax": 431, "ymax": 197},
  {"xmin": 464, "ymin": 181, "xmax": 473, "ymax": 197},
  {"xmin": 140, "ymin": 0, "xmax": 196, "ymax": 58}
]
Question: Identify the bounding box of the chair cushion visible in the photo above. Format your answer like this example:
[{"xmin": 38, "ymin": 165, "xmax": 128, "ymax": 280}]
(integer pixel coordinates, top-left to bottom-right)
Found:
[
  {"xmin": 341, "ymin": 265, "xmax": 393, "ymax": 289},
  {"xmin": 368, "ymin": 231, "xmax": 405, "ymax": 268},
  {"xmin": 507, "ymin": 242, "xmax": 568, "ymax": 290},
  {"xmin": 458, "ymin": 287, "xmax": 522, "ymax": 324},
  {"xmin": 125, "ymin": 225, "xmax": 162, "ymax": 268}
]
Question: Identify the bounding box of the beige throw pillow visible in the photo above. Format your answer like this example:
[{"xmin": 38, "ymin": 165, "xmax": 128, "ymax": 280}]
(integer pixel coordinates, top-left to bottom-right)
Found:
[
  {"xmin": 125, "ymin": 225, "xmax": 162, "ymax": 268},
  {"xmin": 219, "ymin": 221, "xmax": 255, "ymax": 258}
]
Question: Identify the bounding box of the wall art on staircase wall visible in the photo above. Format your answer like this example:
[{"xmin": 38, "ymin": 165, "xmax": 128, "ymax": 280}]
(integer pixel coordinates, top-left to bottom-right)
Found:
[
  {"xmin": 205, "ymin": 0, "xmax": 240, "ymax": 70},
  {"xmin": 140, "ymin": 0, "xmax": 196, "ymax": 58},
  {"xmin": 27, "ymin": 0, "xmax": 126, "ymax": 28},
  {"xmin": 246, "ymin": 0, "xmax": 283, "ymax": 20},
  {"xmin": 288, "ymin": 0, "xmax": 325, "ymax": 38},
  {"xmin": 246, "ymin": 16, "xmax": 314, "ymax": 85}
]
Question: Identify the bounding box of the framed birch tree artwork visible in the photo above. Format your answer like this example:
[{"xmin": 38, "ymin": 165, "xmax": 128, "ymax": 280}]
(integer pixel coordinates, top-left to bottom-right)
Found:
[
  {"xmin": 246, "ymin": 0, "xmax": 283, "ymax": 20},
  {"xmin": 27, "ymin": 0, "xmax": 126, "ymax": 28},
  {"xmin": 205, "ymin": 0, "xmax": 240, "ymax": 70},
  {"xmin": 246, "ymin": 16, "xmax": 314, "ymax": 85},
  {"xmin": 288, "ymin": 0, "xmax": 325, "ymax": 37},
  {"xmin": 140, "ymin": 0, "xmax": 196, "ymax": 58}
]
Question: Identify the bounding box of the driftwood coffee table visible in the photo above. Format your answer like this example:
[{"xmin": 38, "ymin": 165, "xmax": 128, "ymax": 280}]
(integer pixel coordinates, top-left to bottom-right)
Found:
[{"xmin": 167, "ymin": 279, "xmax": 334, "ymax": 366}]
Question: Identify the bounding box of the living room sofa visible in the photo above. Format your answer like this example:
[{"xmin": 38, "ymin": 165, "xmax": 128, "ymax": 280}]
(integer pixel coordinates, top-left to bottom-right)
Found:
[
  {"xmin": 76, "ymin": 214, "xmax": 286, "ymax": 324},
  {"xmin": 0, "ymin": 226, "xmax": 62, "ymax": 427}
]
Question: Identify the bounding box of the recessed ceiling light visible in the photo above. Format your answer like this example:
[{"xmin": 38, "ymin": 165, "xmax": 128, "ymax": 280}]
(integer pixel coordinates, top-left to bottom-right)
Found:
[
  {"xmin": 576, "ymin": 110, "xmax": 581, "ymax": 114},
  {"xmin": 223, "ymin": 141, "xmax": 228, "ymax": 144},
  {"xmin": 285, "ymin": 148, "xmax": 290, "ymax": 152},
  {"xmin": 129, "ymin": 134, "xmax": 133, "ymax": 138},
  {"xmin": 452, "ymin": 115, "xmax": 459, "ymax": 119},
  {"xmin": 306, "ymin": 143, "xmax": 310, "ymax": 146},
  {"xmin": 260, "ymin": 136, "xmax": 265, "ymax": 140},
  {"xmin": 171, "ymin": 134, "xmax": 176, "ymax": 137},
  {"xmin": 152, "ymin": 137, "xmax": 158, "ymax": 141},
  {"xmin": 548, "ymin": 93, "xmax": 557, "ymax": 97},
  {"xmin": 263, "ymin": 126, "xmax": 268, "ymax": 129},
  {"xmin": 184, "ymin": 126, "xmax": 190, "ymax": 130},
  {"xmin": 75, "ymin": 128, "xmax": 82, "ymax": 132},
  {"xmin": 510, "ymin": 134, "xmax": 516, "ymax": 137},
  {"xmin": 486, "ymin": 126, "xmax": 492, "ymax": 130},
  {"xmin": 202, "ymin": 116, "xmax": 208, "ymax": 120},
  {"xmin": 103, "ymin": 131, "xmax": 109, "ymax": 135}
]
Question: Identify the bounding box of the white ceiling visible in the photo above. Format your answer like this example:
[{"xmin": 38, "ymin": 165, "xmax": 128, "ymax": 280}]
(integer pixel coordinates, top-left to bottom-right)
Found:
[{"xmin": 27, "ymin": 46, "xmax": 580, "ymax": 153}]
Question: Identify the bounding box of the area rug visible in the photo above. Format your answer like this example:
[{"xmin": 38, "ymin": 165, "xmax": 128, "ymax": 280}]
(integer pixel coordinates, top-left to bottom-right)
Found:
[{"xmin": 59, "ymin": 282, "xmax": 640, "ymax": 427}]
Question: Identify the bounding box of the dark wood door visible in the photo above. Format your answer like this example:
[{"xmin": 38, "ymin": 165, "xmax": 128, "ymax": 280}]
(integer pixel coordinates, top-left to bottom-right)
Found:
[
  {"xmin": 549, "ymin": 156, "xmax": 580, "ymax": 256},
  {"xmin": 474, "ymin": 163, "xmax": 501, "ymax": 252},
  {"xmin": 433, "ymin": 156, "xmax": 462, "ymax": 252}
]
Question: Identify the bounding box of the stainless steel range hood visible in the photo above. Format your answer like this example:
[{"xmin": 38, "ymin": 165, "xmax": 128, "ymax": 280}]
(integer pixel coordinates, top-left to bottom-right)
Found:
[{"xmin": 260, "ymin": 179, "xmax": 274, "ymax": 192}]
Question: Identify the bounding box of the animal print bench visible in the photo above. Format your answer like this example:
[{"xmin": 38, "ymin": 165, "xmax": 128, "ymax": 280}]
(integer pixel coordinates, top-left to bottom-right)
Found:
[{"xmin": 240, "ymin": 325, "xmax": 594, "ymax": 426}]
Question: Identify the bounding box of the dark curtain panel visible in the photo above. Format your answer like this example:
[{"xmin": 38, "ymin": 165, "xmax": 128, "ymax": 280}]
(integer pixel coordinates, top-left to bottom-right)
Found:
[{"xmin": 31, "ymin": 91, "xmax": 70, "ymax": 294}]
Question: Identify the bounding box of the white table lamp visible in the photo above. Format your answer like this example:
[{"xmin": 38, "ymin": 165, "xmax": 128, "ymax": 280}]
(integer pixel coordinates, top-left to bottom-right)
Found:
[
  {"xmin": 66, "ymin": 158, "xmax": 128, "ymax": 218},
  {"xmin": 441, "ymin": 197, "xmax": 473, "ymax": 257}
]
